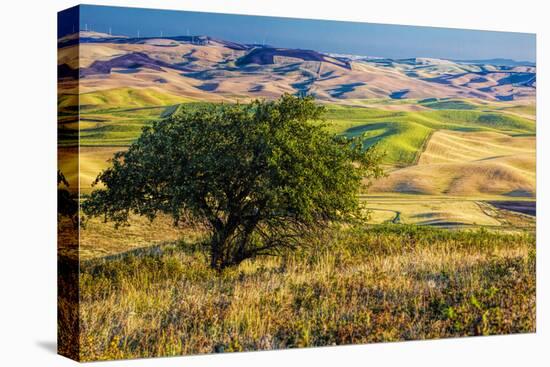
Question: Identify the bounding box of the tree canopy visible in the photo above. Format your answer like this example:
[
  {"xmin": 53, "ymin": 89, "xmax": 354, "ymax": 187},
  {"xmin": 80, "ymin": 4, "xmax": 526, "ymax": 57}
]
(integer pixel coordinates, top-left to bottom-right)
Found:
[{"xmin": 83, "ymin": 95, "xmax": 383, "ymax": 270}]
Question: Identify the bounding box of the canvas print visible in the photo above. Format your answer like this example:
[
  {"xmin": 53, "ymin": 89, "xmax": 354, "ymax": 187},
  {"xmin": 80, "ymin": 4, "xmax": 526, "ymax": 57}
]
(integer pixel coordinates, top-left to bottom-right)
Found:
[{"xmin": 57, "ymin": 4, "xmax": 536, "ymax": 362}]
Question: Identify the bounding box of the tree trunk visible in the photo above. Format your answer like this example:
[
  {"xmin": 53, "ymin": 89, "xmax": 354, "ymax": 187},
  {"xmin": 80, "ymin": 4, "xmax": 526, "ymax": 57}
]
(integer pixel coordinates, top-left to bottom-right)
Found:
[
  {"xmin": 209, "ymin": 223, "xmax": 237, "ymax": 271},
  {"xmin": 208, "ymin": 215, "xmax": 260, "ymax": 271},
  {"xmin": 210, "ymin": 230, "xmax": 225, "ymax": 271}
]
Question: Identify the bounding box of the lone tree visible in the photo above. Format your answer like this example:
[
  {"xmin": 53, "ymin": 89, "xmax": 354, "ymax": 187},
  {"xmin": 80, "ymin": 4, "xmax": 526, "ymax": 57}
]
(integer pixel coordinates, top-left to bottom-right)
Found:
[{"xmin": 83, "ymin": 95, "xmax": 382, "ymax": 270}]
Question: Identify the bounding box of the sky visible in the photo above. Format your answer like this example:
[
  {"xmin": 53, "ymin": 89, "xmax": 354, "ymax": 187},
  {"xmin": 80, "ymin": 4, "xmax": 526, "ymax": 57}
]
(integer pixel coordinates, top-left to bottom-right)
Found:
[{"xmin": 58, "ymin": 5, "xmax": 536, "ymax": 62}]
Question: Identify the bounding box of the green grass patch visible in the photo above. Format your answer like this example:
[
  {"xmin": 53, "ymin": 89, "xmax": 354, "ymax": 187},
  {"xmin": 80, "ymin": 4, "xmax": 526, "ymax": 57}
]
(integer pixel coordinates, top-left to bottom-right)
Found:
[
  {"xmin": 59, "ymin": 87, "xmax": 195, "ymax": 112},
  {"xmin": 499, "ymin": 104, "xmax": 536, "ymax": 117},
  {"xmin": 420, "ymin": 99, "xmax": 478, "ymax": 110}
]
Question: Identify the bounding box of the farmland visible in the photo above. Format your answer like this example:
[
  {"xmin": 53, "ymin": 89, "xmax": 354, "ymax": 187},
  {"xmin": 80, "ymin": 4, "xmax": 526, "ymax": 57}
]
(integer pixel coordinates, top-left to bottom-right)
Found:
[
  {"xmin": 57, "ymin": 28, "xmax": 536, "ymax": 361},
  {"xmin": 59, "ymin": 93, "xmax": 535, "ymax": 229}
]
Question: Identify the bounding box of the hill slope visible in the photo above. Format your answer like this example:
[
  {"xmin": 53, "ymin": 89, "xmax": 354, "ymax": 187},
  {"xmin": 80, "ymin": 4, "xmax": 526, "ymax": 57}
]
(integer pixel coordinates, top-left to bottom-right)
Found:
[
  {"xmin": 58, "ymin": 32, "xmax": 536, "ymax": 103},
  {"xmin": 370, "ymin": 130, "xmax": 536, "ymax": 197}
]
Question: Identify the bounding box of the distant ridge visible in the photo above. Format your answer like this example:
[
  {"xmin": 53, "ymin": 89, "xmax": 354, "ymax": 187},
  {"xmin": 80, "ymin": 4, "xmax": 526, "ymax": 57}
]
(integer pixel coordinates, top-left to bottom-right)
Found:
[{"xmin": 453, "ymin": 58, "xmax": 535, "ymax": 67}]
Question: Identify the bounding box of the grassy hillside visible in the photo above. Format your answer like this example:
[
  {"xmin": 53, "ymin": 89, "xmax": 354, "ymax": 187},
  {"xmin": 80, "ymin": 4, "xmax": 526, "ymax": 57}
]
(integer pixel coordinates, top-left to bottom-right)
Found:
[
  {"xmin": 58, "ymin": 90, "xmax": 218, "ymax": 146},
  {"xmin": 419, "ymin": 99, "xmax": 479, "ymax": 110},
  {"xmin": 361, "ymin": 194, "xmax": 535, "ymax": 228},
  {"xmin": 58, "ymin": 107, "xmax": 177, "ymax": 147},
  {"xmin": 324, "ymin": 104, "xmax": 534, "ymax": 165},
  {"xmin": 58, "ymin": 94, "xmax": 536, "ymax": 196},
  {"xmin": 72, "ymin": 224, "xmax": 535, "ymax": 361},
  {"xmin": 58, "ymin": 90, "xmax": 535, "ymax": 163},
  {"xmin": 369, "ymin": 130, "xmax": 536, "ymax": 197},
  {"xmin": 58, "ymin": 88, "xmax": 195, "ymax": 146},
  {"xmin": 499, "ymin": 104, "xmax": 536, "ymax": 117},
  {"xmin": 417, "ymin": 130, "xmax": 535, "ymax": 165},
  {"xmin": 59, "ymin": 87, "xmax": 195, "ymax": 111},
  {"xmin": 420, "ymin": 110, "xmax": 535, "ymax": 133}
]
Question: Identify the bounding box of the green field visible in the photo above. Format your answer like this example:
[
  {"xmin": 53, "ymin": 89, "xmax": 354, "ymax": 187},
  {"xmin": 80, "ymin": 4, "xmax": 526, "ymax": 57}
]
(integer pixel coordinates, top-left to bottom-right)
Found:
[
  {"xmin": 59, "ymin": 90, "xmax": 536, "ymax": 228},
  {"xmin": 59, "ymin": 91, "xmax": 535, "ymax": 169},
  {"xmin": 58, "ymin": 88, "xmax": 194, "ymax": 146}
]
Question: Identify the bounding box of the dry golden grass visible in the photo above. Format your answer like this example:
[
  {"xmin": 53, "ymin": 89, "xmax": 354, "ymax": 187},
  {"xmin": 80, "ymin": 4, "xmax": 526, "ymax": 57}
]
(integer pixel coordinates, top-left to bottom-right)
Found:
[
  {"xmin": 362, "ymin": 195, "xmax": 535, "ymax": 228},
  {"xmin": 79, "ymin": 147, "xmax": 124, "ymax": 193},
  {"xmin": 58, "ymin": 147, "xmax": 125, "ymax": 194},
  {"xmin": 80, "ymin": 213, "xmax": 207, "ymax": 260},
  {"xmin": 58, "ymin": 147, "xmax": 79, "ymax": 192},
  {"xmin": 58, "ymin": 44, "xmax": 127, "ymax": 68},
  {"xmin": 370, "ymin": 130, "xmax": 536, "ymax": 197},
  {"xmin": 364, "ymin": 198, "xmax": 500, "ymax": 226},
  {"xmin": 365, "ymin": 208, "xmax": 398, "ymax": 223},
  {"xmin": 418, "ymin": 130, "xmax": 535, "ymax": 165},
  {"xmin": 74, "ymin": 225, "xmax": 535, "ymax": 361}
]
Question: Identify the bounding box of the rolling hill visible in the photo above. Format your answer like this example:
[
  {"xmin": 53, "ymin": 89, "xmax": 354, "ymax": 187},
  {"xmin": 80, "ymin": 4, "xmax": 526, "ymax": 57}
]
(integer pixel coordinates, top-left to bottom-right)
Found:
[
  {"xmin": 58, "ymin": 32, "xmax": 536, "ymax": 103},
  {"xmin": 369, "ymin": 130, "xmax": 536, "ymax": 197},
  {"xmin": 58, "ymin": 31, "xmax": 536, "ymax": 206}
]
